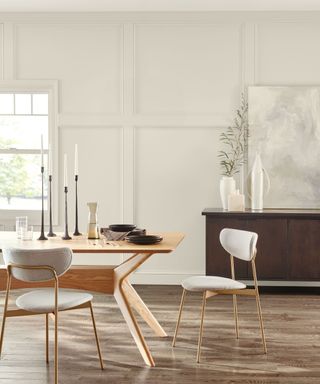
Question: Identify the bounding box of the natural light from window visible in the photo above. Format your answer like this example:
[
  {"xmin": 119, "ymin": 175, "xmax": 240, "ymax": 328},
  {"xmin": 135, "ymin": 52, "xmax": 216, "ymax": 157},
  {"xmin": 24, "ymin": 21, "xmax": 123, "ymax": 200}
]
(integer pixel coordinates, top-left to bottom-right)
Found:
[{"xmin": 0, "ymin": 92, "xmax": 48, "ymax": 210}]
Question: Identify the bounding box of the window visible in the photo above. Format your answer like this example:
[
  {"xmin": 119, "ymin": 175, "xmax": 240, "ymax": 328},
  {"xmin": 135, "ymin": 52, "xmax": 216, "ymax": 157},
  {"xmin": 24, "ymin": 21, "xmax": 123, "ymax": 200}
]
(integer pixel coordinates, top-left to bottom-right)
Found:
[
  {"xmin": 0, "ymin": 92, "xmax": 49, "ymax": 211},
  {"xmin": 0, "ymin": 81, "xmax": 57, "ymax": 224}
]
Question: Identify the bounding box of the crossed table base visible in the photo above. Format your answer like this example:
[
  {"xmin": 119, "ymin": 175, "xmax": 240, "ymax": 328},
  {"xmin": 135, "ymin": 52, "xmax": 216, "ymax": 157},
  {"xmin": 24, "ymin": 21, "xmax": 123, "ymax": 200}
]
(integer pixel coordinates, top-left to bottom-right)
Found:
[{"xmin": 0, "ymin": 232, "xmax": 184, "ymax": 367}]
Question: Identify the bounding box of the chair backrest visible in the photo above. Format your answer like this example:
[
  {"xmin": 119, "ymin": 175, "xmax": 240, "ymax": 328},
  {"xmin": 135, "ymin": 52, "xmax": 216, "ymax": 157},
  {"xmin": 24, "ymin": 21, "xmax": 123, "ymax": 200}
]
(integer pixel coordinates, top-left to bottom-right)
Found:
[
  {"xmin": 219, "ymin": 228, "xmax": 258, "ymax": 261},
  {"xmin": 2, "ymin": 247, "xmax": 73, "ymax": 282}
]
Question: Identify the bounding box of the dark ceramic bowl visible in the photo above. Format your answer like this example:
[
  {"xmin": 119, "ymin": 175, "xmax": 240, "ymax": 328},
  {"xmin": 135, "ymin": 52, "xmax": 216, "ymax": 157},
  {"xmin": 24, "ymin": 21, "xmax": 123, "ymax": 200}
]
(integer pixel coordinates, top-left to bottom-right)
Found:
[{"xmin": 108, "ymin": 224, "xmax": 136, "ymax": 232}]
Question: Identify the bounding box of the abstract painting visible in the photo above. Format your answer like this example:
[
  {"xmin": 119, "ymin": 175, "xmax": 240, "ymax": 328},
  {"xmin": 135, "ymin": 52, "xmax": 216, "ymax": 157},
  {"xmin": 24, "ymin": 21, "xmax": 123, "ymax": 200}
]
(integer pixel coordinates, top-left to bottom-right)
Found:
[{"xmin": 248, "ymin": 86, "xmax": 320, "ymax": 209}]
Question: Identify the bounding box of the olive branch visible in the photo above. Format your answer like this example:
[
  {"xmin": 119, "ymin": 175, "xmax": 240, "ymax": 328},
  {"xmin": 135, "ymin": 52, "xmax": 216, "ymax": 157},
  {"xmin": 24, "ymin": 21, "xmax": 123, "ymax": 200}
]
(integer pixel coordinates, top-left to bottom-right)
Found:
[{"xmin": 218, "ymin": 94, "xmax": 249, "ymax": 177}]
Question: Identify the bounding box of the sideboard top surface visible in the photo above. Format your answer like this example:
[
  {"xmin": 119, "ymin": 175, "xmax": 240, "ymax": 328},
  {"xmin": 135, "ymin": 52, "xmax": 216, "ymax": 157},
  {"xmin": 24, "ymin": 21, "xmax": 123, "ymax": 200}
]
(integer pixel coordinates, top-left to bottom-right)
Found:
[{"xmin": 202, "ymin": 208, "xmax": 320, "ymax": 218}]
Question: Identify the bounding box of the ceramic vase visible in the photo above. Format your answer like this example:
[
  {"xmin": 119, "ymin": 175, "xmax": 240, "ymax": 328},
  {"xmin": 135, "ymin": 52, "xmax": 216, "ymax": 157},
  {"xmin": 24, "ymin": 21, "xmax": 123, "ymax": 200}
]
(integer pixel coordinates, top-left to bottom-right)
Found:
[
  {"xmin": 220, "ymin": 176, "xmax": 236, "ymax": 210},
  {"xmin": 247, "ymin": 152, "xmax": 270, "ymax": 211},
  {"xmin": 87, "ymin": 202, "xmax": 99, "ymax": 239}
]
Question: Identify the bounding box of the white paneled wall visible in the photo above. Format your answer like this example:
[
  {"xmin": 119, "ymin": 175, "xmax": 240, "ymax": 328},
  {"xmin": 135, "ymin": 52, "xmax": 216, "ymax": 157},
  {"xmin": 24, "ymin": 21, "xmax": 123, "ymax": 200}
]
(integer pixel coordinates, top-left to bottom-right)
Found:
[
  {"xmin": 256, "ymin": 22, "xmax": 320, "ymax": 84},
  {"xmin": 134, "ymin": 24, "xmax": 241, "ymax": 115},
  {"xmin": 1, "ymin": 12, "xmax": 319, "ymax": 283},
  {"xmin": 15, "ymin": 23, "xmax": 123, "ymax": 114}
]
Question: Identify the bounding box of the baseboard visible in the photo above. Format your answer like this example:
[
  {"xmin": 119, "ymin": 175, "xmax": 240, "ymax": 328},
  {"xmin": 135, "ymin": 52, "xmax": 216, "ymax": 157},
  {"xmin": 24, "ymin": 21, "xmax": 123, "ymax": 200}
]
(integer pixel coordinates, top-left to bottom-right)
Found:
[
  {"xmin": 131, "ymin": 273, "xmax": 320, "ymax": 287},
  {"xmin": 242, "ymin": 280, "xmax": 320, "ymax": 287}
]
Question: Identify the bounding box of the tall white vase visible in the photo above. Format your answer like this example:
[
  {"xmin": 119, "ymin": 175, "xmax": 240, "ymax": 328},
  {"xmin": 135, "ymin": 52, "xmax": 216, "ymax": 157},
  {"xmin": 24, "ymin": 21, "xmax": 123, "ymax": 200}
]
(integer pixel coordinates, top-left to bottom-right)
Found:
[
  {"xmin": 248, "ymin": 153, "xmax": 270, "ymax": 211},
  {"xmin": 220, "ymin": 176, "xmax": 236, "ymax": 210}
]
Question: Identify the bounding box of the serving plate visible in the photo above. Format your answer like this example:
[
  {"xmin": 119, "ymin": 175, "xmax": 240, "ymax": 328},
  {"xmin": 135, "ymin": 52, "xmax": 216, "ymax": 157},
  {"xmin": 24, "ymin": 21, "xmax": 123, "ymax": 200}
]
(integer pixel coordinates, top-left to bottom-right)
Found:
[{"xmin": 126, "ymin": 235, "xmax": 163, "ymax": 245}]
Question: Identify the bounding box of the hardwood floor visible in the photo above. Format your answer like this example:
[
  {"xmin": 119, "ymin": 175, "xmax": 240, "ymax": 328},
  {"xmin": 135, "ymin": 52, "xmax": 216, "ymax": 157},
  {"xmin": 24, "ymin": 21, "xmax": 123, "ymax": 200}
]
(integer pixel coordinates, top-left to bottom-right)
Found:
[{"xmin": 0, "ymin": 285, "xmax": 319, "ymax": 383}]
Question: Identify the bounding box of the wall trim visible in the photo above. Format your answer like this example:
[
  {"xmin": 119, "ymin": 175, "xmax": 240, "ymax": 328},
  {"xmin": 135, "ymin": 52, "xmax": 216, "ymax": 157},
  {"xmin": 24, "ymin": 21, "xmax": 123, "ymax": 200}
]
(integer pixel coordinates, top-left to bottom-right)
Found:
[{"xmin": 131, "ymin": 273, "xmax": 320, "ymax": 286}]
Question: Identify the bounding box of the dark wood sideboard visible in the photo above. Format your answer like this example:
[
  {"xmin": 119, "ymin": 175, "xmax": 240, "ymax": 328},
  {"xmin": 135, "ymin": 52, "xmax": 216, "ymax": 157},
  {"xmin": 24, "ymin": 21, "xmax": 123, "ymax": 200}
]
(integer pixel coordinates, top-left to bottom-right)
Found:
[{"xmin": 202, "ymin": 208, "xmax": 320, "ymax": 284}]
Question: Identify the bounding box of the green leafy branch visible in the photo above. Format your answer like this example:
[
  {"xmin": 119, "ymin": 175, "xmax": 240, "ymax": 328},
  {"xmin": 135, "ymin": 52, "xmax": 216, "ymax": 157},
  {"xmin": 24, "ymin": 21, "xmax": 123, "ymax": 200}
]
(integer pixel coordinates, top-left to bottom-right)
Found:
[{"xmin": 218, "ymin": 94, "xmax": 249, "ymax": 177}]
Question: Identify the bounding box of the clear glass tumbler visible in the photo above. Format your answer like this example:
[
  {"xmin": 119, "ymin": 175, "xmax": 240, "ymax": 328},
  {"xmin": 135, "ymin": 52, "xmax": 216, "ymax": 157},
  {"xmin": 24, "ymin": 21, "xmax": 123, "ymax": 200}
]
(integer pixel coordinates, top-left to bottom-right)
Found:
[
  {"xmin": 16, "ymin": 216, "xmax": 28, "ymax": 239},
  {"xmin": 21, "ymin": 225, "xmax": 33, "ymax": 241}
]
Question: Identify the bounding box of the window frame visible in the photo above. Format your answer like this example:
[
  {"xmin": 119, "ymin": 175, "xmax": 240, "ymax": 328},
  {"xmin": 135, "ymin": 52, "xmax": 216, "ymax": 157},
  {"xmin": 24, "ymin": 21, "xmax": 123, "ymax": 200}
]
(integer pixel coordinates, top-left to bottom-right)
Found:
[{"xmin": 0, "ymin": 80, "xmax": 58, "ymax": 228}]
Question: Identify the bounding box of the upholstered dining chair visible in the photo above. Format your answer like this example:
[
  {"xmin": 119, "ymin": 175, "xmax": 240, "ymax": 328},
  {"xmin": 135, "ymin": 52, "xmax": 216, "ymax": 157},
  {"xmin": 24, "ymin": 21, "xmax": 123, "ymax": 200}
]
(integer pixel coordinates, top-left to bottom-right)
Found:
[
  {"xmin": 172, "ymin": 228, "xmax": 267, "ymax": 362},
  {"xmin": 0, "ymin": 247, "xmax": 104, "ymax": 384}
]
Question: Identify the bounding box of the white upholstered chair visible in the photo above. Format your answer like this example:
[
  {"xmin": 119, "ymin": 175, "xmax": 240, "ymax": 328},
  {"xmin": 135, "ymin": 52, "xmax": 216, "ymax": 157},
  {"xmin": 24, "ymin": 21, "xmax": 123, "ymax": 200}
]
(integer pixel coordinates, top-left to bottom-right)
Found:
[
  {"xmin": 172, "ymin": 228, "xmax": 267, "ymax": 362},
  {"xmin": 0, "ymin": 247, "xmax": 104, "ymax": 384}
]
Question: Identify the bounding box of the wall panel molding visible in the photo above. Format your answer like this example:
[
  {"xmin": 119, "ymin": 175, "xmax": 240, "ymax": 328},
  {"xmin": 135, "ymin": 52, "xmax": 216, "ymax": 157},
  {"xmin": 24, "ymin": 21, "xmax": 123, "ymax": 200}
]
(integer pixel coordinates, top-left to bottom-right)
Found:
[
  {"xmin": 0, "ymin": 24, "xmax": 3, "ymax": 80},
  {"xmin": 133, "ymin": 22, "xmax": 242, "ymax": 116},
  {"xmin": 1, "ymin": 13, "xmax": 316, "ymax": 283},
  {"xmin": 14, "ymin": 22, "xmax": 124, "ymax": 115}
]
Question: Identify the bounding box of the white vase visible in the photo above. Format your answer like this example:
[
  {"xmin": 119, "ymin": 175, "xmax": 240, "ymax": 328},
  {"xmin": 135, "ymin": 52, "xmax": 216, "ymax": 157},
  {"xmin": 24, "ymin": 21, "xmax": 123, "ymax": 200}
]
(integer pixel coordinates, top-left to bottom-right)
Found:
[
  {"xmin": 220, "ymin": 176, "xmax": 236, "ymax": 210},
  {"xmin": 247, "ymin": 152, "xmax": 270, "ymax": 211}
]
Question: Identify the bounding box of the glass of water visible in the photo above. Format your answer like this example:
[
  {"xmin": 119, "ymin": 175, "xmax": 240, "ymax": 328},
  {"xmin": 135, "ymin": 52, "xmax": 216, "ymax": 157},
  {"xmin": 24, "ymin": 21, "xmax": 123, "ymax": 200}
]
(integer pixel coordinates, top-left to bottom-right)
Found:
[
  {"xmin": 16, "ymin": 216, "xmax": 28, "ymax": 239},
  {"xmin": 21, "ymin": 225, "xmax": 33, "ymax": 241}
]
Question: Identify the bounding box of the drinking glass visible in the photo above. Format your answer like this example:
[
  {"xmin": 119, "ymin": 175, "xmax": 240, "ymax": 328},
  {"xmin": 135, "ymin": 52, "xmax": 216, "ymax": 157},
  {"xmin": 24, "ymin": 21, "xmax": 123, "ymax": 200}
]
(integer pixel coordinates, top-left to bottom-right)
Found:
[
  {"xmin": 21, "ymin": 225, "xmax": 33, "ymax": 241},
  {"xmin": 16, "ymin": 216, "xmax": 28, "ymax": 239}
]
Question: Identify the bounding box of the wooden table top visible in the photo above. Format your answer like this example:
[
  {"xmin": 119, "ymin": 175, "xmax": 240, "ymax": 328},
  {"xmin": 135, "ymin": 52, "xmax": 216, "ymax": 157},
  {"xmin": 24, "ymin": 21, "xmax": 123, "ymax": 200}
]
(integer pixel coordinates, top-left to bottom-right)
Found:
[{"xmin": 0, "ymin": 232, "xmax": 185, "ymax": 254}]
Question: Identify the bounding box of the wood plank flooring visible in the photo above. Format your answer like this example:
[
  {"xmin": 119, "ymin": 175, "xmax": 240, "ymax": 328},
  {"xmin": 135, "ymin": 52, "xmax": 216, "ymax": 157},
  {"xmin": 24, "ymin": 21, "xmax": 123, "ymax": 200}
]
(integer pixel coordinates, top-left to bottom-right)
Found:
[{"xmin": 0, "ymin": 285, "xmax": 319, "ymax": 383}]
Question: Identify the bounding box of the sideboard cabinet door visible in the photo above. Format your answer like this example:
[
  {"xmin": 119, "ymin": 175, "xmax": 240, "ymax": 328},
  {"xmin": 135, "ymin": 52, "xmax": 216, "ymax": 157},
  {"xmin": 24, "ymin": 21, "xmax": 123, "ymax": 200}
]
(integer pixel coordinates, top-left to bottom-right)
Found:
[
  {"xmin": 288, "ymin": 219, "xmax": 320, "ymax": 280},
  {"xmin": 246, "ymin": 219, "xmax": 287, "ymax": 280}
]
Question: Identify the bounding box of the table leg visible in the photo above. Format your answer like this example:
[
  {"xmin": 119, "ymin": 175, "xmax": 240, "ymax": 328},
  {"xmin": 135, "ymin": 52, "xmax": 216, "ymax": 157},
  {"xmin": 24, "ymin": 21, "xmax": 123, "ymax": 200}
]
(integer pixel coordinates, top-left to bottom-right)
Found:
[
  {"xmin": 113, "ymin": 253, "xmax": 156, "ymax": 367},
  {"xmin": 123, "ymin": 280, "xmax": 167, "ymax": 337}
]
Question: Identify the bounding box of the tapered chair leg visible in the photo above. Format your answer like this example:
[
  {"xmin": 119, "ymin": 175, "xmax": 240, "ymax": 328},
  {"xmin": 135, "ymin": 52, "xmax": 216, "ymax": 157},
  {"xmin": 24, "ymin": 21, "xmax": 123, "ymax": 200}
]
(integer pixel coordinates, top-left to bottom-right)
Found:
[
  {"xmin": 0, "ymin": 274, "xmax": 11, "ymax": 357},
  {"xmin": 45, "ymin": 314, "xmax": 49, "ymax": 364},
  {"xmin": 255, "ymin": 293, "xmax": 267, "ymax": 354},
  {"xmin": 172, "ymin": 289, "xmax": 187, "ymax": 347},
  {"xmin": 89, "ymin": 302, "xmax": 104, "ymax": 370},
  {"xmin": 196, "ymin": 291, "xmax": 207, "ymax": 363},
  {"xmin": 252, "ymin": 259, "xmax": 267, "ymax": 354},
  {"xmin": 54, "ymin": 293, "xmax": 58, "ymax": 384},
  {"xmin": 232, "ymin": 295, "xmax": 240, "ymax": 339},
  {"xmin": 0, "ymin": 313, "xmax": 6, "ymax": 358},
  {"xmin": 230, "ymin": 255, "xmax": 240, "ymax": 339}
]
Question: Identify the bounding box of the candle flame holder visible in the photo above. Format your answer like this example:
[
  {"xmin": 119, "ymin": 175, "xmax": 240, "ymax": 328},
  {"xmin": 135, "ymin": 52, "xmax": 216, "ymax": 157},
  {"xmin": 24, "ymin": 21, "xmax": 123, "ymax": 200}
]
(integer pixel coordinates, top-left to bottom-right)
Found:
[
  {"xmin": 47, "ymin": 175, "xmax": 56, "ymax": 237},
  {"xmin": 38, "ymin": 166, "xmax": 48, "ymax": 241},
  {"xmin": 62, "ymin": 186, "xmax": 71, "ymax": 240},
  {"xmin": 73, "ymin": 175, "xmax": 82, "ymax": 236}
]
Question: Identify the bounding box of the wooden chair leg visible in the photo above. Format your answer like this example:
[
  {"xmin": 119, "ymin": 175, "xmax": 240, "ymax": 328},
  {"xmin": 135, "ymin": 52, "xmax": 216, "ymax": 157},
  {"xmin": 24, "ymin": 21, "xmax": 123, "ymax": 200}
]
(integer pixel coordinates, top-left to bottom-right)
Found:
[
  {"xmin": 45, "ymin": 314, "xmax": 49, "ymax": 364},
  {"xmin": 252, "ymin": 259, "xmax": 267, "ymax": 354},
  {"xmin": 89, "ymin": 302, "xmax": 104, "ymax": 370},
  {"xmin": 0, "ymin": 312, "xmax": 6, "ymax": 358},
  {"xmin": 232, "ymin": 294, "xmax": 240, "ymax": 339},
  {"xmin": 255, "ymin": 291, "xmax": 267, "ymax": 354},
  {"xmin": 172, "ymin": 288, "xmax": 187, "ymax": 347},
  {"xmin": 230, "ymin": 255, "xmax": 239, "ymax": 339},
  {"xmin": 54, "ymin": 287, "xmax": 58, "ymax": 384},
  {"xmin": 196, "ymin": 291, "xmax": 207, "ymax": 363},
  {"xmin": 0, "ymin": 274, "xmax": 11, "ymax": 357}
]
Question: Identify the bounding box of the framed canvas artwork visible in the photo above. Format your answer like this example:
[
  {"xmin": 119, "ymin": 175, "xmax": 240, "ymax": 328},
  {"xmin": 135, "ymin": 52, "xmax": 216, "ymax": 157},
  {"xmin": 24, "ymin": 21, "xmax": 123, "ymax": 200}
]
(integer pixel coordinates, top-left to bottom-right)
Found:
[{"xmin": 248, "ymin": 86, "xmax": 320, "ymax": 209}]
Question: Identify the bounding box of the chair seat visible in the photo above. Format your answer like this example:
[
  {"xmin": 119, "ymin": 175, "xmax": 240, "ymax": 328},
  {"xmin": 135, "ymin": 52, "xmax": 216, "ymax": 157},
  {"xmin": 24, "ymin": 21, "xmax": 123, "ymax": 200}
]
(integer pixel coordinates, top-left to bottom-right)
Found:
[
  {"xmin": 16, "ymin": 289, "xmax": 93, "ymax": 313},
  {"xmin": 182, "ymin": 276, "xmax": 246, "ymax": 292}
]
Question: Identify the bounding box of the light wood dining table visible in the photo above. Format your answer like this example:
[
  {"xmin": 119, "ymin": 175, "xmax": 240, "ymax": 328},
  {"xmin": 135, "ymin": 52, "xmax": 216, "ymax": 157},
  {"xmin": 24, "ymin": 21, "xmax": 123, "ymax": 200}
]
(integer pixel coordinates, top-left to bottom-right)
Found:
[{"xmin": 0, "ymin": 231, "xmax": 184, "ymax": 367}]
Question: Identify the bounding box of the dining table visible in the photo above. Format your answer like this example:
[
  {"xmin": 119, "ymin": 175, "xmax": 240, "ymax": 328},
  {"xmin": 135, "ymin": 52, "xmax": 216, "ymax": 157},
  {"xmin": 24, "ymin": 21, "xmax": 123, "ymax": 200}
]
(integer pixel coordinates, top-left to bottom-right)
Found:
[{"xmin": 0, "ymin": 231, "xmax": 184, "ymax": 367}]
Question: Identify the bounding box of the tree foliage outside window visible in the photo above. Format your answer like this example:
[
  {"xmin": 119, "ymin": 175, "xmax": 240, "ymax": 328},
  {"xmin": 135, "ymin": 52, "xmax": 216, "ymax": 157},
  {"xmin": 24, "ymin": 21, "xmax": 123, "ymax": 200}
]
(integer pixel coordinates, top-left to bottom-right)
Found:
[
  {"xmin": 0, "ymin": 155, "xmax": 28, "ymax": 204},
  {"xmin": 0, "ymin": 139, "xmax": 40, "ymax": 204}
]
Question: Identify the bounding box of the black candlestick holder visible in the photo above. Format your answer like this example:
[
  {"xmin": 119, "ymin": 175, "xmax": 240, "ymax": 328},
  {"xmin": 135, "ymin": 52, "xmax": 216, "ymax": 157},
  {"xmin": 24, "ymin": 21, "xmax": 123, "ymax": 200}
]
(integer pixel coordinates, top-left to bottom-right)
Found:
[
  {"xmin": 38, "ymin": 166, "xmax": 48, "ymax": 241},
  {"xmin": 62, "ymin": 186, "xmax": 71, "ymax": 240},
  {"xmin": 47, "ymin": 175, "xmax": 56, "ymax": 237},
  {"xmin": 73, "ymin": 175, "xmax": 82, "ymax": 236}
]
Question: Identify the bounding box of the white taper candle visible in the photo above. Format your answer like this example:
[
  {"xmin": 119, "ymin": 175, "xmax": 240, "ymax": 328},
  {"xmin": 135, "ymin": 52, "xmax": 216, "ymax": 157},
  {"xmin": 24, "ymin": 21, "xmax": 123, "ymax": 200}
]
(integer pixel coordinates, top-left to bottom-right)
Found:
[
  {"xmin": 64, "ymin": 154, "xmax": 68, "ymax": 187},
  {"xmin": 74, "ymin": 144, "xmax": 78, "ymax": 175},
  {"xmin": 41, "ymin": 135, "xmax": 44, "ymax": 167},
  {"xmin": 48, "ymin": 144, "xmax": 52, "ymax": 176}
]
